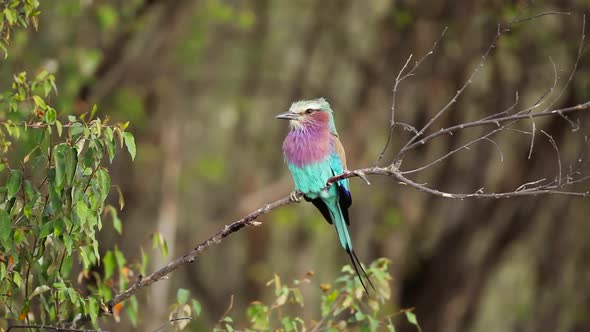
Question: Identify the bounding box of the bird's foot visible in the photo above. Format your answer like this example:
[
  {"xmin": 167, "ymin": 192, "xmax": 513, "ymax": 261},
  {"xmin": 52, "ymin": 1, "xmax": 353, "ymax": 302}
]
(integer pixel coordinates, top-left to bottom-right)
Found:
[{"xmin": 289, "ymin": 191, "xmax": 302, "ymax": 203}]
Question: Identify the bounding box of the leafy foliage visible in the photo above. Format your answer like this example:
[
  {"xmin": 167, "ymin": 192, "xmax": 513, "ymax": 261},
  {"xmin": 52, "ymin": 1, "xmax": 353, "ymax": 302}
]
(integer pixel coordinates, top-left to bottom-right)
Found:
[
  {"xmin": 0, "ymin": 17, "xmax": 138, "ymax": 326},
  {"xmin": 209, "ymin": 258, "xmax": 420, "ymax": 332},
  {"xmin": 0, "ymin": 0, "xmax": 40, "ymax": 58}
]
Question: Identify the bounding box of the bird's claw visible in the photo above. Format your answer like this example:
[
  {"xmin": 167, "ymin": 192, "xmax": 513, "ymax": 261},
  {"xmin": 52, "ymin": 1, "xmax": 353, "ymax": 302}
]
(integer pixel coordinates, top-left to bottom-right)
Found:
[{"xmin": 289, "ymin": 191, "xmax": 302, "ymax": 203}]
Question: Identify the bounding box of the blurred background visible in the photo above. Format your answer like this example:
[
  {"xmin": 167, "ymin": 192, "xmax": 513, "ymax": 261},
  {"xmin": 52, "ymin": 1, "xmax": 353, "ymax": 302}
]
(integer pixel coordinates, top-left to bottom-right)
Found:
[{"xmin": 5, "ymin": 0, "xmax": 590, "ymax": 331}]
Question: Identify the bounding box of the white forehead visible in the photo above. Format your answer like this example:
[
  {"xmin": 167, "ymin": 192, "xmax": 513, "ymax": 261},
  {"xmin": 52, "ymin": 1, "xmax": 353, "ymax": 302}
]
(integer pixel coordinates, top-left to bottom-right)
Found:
[{"xmin": 289, "ymin": 98, "xmax": 331, "ymax": 113}]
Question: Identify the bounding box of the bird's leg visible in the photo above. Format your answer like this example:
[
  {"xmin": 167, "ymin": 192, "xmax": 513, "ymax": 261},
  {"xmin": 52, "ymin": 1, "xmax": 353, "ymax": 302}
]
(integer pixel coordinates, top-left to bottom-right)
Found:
[{"xmin": 289, "ymin": 190, "xmax": 302, "ymax": 203}]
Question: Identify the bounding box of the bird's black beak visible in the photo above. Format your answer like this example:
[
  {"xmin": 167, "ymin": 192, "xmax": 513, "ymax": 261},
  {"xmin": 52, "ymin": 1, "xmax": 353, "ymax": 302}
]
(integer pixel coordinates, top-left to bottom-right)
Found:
[{"xmin": 275, "ymin": 111, "xmax": 298, "ymax": 120}]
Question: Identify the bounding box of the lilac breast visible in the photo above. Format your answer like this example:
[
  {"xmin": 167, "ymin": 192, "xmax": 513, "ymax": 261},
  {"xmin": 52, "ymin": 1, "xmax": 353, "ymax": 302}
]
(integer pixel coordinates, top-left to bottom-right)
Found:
[{"xmin": 283, "ymin": 125, "xmax": 331, "ymax": 167}]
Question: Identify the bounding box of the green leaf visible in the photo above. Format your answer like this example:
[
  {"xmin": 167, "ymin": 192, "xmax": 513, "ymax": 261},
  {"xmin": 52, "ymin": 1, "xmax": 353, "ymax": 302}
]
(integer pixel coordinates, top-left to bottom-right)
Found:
[
  {"xmin": 0, "ymin": 43, "xmax": 7, "ymax": 59},
  {"xmin": 45, "ymin": 108, "xmax": 56, "ymax": 124},
  {"xmin": 96, "ymin": 169, "xmax": 110, "ymax": 204},
  {"xmin": 405, "ymin": 311, "xmax": 418, "ymax": 326},
  {"xmin": 32, "ymin": 95, "xmax": 47, "ymax": 109},
  {"xmin": 4, "ymin": 8, "xmax": 16, "ymax": 25},
  {"xmin": 177, "ymin": 288, "xmax": 190, "ymax": 305},
  {"xmin": 88, "ymin": 297, "xmax": 99, "ymax": 325},
  {"xmin": 13, "ymin": 272, "xmax": 22, "ymax": 288},
  {"xmin": 48, "ymin": 182, "xmax": 62, "ymax": 215},
  {"xmin": 123, "ymin": 132, "xmax": 136, "ymax": 161},
  {"xmin": 90, "ymin": 104, "xmax": 98, "ymax": 119},
  {"xmin": 97, "ymin": 4, "xmax": 118, "ymax": 30},
  {"xmin": 66, "ymin": 151, "xmax": 77, "ymax": 186},
  {"xmin": 104, "ymin": 127, "xmax": 116, "ymax": 163},
  {"xmin": 63, "ymin": 234, "xmax": 73, "ymax": 255},
  {"xmin": 281, "ymin": 317, "xmax": 294, "ymax": 331},
  {"xmin": 0, "ymin": 210, "xmax": 11, "ymax": 243},
  {"xmin": 103, "ymin": 251, "xmax": 115, "ymax": 280},
  {"xmin": 62, "ymin": 255, "xmax": 73, "ymax": 277},
  {"xmin": 114, "ymin": 247, "xmax": 126, "ymax": 269},
  {"xmin": 39, "ymin": 222, "xmax": 53, "ymax": 239},
  {"xmin": 76, "ymin": 202, "xmax": 89, "ymax": 226},
  {"xmin": 115, "ymin": 185, "xmax": 125, "ymax": 210},
  {"xmin": 29, "ymin": 285, "xmax": 51, "ymax": 299},
  {"xmin": 7, "ymin": 169, "xmax": 23, "ymax": 199},
  {"xmin": 152, "ymin": 232, "xmax": 168, "ymax": 257},
  {"xmin": 79, "ymin": 246, "xmax": 91, "ymax": 269},
  {"xmin": 107, "ymin": 206, "xmax": 122, "ymax": 234},
  {"xmin": 0, "ymin": 263, "xmax": 6, "ymax": 281},
  {"xmin": 54, "ymin": 150, "xmax": 66, "ymax": 191},
  {"xmin": 53, "ymin": 219, "xmax": 65, "ymax": 236},
  {"xmin": 56, "ymin": 120, "xmax": 63, "ymax": 137},
  {"xmin": 192, "ymin": 299, "xmax": 202, "ymax": 316},
  {"xmin": 126, "ymin": 295, "xmax": 139, "ymax": 326}
]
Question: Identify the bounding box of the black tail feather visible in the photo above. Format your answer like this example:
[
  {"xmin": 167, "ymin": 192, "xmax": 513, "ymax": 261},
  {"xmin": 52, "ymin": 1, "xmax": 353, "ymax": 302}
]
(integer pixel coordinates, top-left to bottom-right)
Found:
[
  {"xmin": 346, "ymin": 249, "xmax": 375, "ymax": 295},
  {"xmin": 352, "ymin": 250, "xmax": 376, "ymax": 292}
]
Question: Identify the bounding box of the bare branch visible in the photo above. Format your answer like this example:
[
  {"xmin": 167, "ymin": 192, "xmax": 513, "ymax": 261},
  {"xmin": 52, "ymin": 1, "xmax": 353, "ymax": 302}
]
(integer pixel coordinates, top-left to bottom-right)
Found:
[
  {"xmin": 395, "ymin": 11, "xmax": 578, "ymax": 163},
  {"xmin": 515, "ymin": 178, "xmax": 547, "ymax": 192},
  {"xmin": 540, "ymin": 130, "xmax": 562, "ymax": 186},
  {"xmin": 396, "ymin": 23, "xmax": 508, "ymax": 161},
  {"xmin": 398, "ymin": 101, "xmax": 590, "ymax": 155},
  {"xmin": 390, "ymin": 170, "xmax": 590, "ymax": 199},
  {"xmin": 481, "ymin": 91, "xmax": 520, "ymax": 121},
  {"xmin": 540, "ymin": 15, "xmax": 586, "ymax": 117},
  {"xmin": 401, "ymin": 121, "xmax": 514, "ymax": 175},
  {"xmin": 528, "ymin": 120, "xmax": 536, "ymax": 159},
  {"xmin": 106, "ymin": 195, "xmax": 298, "ymax": 312},
  {"xmin": 376, "ymin": 27, "xmax": 448, "ymax": 165},
  {"xmin": 152, "ymin": 317, "xmax": 193, "ymax": 332},
  {"xmin": 511, "ymin": 11, "xmax": 571, "ymax": 24}
]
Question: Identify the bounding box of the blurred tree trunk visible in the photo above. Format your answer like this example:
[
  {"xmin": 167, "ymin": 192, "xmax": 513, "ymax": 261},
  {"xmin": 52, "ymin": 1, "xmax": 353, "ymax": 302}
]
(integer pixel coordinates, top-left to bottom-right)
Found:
[{"xmin": 147, "ymin": 82, "xmax": 183, "ymax": 328}]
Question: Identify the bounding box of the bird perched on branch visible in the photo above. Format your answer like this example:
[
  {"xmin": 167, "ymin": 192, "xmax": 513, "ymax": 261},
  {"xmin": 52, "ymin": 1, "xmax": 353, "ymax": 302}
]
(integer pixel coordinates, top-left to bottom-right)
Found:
[{"xmin": 276, "ymin": 97, "xmax": 374, "ymax": 293}]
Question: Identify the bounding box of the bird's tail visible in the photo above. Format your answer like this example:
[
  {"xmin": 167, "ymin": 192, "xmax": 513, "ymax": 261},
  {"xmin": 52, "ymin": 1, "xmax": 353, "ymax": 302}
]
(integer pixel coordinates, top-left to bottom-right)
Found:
[{"xmin": 327, "ymin": 201, "xmax": 375, "ymax": 294}]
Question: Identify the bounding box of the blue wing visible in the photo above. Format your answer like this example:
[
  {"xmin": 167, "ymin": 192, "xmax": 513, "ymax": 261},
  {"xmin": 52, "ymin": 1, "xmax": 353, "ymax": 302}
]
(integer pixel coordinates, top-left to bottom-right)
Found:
[{"xmin": 330, "ymin": 134, "xmax": 352, "ymax": 224}]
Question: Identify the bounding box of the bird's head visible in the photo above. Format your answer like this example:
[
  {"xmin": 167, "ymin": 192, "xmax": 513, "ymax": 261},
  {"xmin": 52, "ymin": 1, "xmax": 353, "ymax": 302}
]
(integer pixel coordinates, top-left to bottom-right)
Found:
[{"xmin": 276, "ymin": 97, "xmax": 337, "ymax": 133}]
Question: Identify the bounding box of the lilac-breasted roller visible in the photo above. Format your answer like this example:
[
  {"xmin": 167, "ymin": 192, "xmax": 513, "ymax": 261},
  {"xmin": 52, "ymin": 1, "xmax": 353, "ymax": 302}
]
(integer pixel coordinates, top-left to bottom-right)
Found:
[{"xmin": 276, "ymin": 97, "xmax": 374, "ymax": 293}]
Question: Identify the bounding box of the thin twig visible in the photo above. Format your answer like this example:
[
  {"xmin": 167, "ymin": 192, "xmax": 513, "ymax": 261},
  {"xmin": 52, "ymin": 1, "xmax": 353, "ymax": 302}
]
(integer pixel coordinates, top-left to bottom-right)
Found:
[
  {"xmin": 396, "ymin": 23, "xmax": 509, "ymax": 161},
  {"xmin": 540, "ymin": 14, "xmax": 586, "ymax": 118},
  {"xmin": 105, "ymin": 196, "xmax": 297, "ymax": 311},
  {"xmin": 218, "ymin": 295, "xmax": 234, "ymax": 324},
  {"xmin": 399, "ymin": 101, "xmax": 590, "ymax": 154},
  {"xmin": 376, "ymin": 27, "xmax": 447, "ymax": 165},
  {"xmin": 540, "ymin": 130, "xmax": 562, "ymax": 186},
  {"xmin": 395, "ymin": 11, "xmax": 573, "ymax": 162},
  {"xmin": 400, "ymin": 121, "xmax": 514, "ymax": 175},
  {"xmin": 152, "ymin": 317, "xmax": 193, "ymax": 332}
]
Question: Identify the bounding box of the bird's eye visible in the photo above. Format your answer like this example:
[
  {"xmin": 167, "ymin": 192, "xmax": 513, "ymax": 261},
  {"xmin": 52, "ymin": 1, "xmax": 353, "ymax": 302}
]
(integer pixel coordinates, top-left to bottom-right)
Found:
[{"xmin": 305, "ymin": 109, "xmax": 314, "ymax": 114}]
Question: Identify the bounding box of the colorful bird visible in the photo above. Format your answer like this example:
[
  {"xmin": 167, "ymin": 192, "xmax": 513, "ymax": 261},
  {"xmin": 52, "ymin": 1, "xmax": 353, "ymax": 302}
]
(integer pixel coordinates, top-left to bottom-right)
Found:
[{"xmin": 276, "ymin": 97, "xmax": 374, "ymax": 293}]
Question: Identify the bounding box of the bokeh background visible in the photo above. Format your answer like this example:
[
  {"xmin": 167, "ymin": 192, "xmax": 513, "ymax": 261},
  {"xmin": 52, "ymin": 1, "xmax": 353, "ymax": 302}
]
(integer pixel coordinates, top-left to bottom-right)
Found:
[{"xmin": 5, "ymin": 0, "xmax": 590, "ymax": 331}]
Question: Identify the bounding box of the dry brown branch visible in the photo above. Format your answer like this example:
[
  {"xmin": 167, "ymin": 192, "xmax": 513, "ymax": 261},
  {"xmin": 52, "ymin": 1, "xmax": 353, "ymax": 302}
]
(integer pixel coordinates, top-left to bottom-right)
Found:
[
  {"xmin": 397, "ymin": 101, "xmax": 590, "ymax": 157},
  {"xmin": 376, "ymin": 27, "xmax": 448, "ymax": 165},
  {"xmin": 400, "ymin": 120, "xmax": 516, "ymax": 175},
  {"xmin": 395, "ymin": 11, "xmax": 583, "ymax": 163},
  {"xmin": 106, "ymin": 196, "xmax": 296, "ymax": 311}
]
